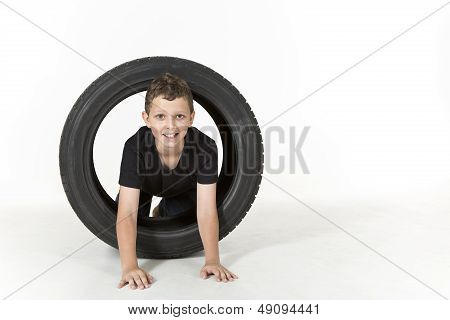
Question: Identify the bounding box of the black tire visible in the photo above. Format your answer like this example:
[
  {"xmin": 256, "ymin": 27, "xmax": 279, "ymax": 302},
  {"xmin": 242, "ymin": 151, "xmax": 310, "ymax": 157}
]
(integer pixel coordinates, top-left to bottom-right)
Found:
[{"xmin": 59, "ymin": 56, "xmax": 264, "ymax": 259}]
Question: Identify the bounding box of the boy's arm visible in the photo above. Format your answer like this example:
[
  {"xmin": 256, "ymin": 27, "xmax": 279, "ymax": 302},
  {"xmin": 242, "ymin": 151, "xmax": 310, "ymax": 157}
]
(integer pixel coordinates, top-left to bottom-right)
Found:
[
  {"xmin": 116, "ymin": 186, "xmax": 140, "ymax": 270},
  {"xmin": 196, "ymin": 182, "xmax": 220, "ymax": 264},
  {"xmin": 116, "ymin": 186, "xmax": 153, "ymax": 290},
  {"xmin": 196, "ymin": 182, "xmax": 238, "ymax": 282}
]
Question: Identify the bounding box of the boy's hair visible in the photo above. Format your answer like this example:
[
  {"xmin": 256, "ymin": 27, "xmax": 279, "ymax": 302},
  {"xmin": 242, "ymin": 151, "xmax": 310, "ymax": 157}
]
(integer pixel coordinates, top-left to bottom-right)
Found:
[{"xmin": 144, "ymin": 72, "xmax": 194, "ymax": 115}]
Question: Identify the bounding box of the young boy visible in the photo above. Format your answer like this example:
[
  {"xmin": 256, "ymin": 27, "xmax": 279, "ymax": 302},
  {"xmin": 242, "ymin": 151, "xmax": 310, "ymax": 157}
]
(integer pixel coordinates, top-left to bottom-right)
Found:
[{"xmin": 116, "ymin": 72, "xmax": 238, "ymax": 290}]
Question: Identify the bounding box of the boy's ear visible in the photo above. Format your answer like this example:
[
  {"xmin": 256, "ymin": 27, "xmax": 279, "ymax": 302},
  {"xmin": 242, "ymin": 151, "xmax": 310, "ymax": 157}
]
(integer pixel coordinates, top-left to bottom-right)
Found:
[{"xmin": 142, "ymin": 110, "xmax": 151, "ymax": 125}]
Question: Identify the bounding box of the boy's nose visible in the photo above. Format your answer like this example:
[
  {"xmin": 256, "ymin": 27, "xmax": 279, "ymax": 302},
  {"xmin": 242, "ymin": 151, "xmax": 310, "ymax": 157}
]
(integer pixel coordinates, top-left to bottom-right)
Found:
[{"xmin": 164, "ymin": 117, "xmax": 177, "ymax": 129}]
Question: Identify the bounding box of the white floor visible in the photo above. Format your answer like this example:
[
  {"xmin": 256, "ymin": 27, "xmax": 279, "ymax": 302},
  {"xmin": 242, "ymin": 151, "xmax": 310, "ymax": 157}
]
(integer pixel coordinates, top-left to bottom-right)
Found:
[{"xmin": 1, "ymin": 175, "xmax": 449, "ymax": 300}]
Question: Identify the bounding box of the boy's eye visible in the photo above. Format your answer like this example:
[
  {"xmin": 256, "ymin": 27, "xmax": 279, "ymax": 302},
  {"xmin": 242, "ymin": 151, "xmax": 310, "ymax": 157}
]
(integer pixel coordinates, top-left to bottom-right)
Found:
[{"xmin": 155, "ymin": 114, "xmax": 184, "ymax": 119}]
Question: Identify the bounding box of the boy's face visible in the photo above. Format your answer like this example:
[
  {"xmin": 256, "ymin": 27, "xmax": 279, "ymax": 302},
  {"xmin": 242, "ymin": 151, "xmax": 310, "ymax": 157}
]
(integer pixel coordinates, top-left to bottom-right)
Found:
[{"xmin": 142, "ymin": 95, "xmax": 195, "ymax": 150}]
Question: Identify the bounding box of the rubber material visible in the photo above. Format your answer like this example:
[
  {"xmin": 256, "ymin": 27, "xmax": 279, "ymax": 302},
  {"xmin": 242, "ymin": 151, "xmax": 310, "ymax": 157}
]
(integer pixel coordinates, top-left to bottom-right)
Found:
[{"xmin": 59, "ymin": 56, "xmax": 264, "ymax": 259}]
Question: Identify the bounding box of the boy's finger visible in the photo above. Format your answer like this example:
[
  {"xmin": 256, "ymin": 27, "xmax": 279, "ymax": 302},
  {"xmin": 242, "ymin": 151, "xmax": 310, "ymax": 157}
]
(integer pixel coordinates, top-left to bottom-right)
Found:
[
  {"xmin": 117, "ymin": 280, "xmax": 126, "ymax": 288},
  {"xmin": 128, "ymin": 277, "xmax": 137, "ymax": 289},
  {"xmin": 144, "ymin": 275, "xmax": 152, "ymax": 286},
  {"xmin": 133, "ymin": 275, "xmax": 144, "ymax": 289},
  {"xmin": 138, "ymin": 271, "xmax": 150, "ymax": 287},
  {"xmin": 220, "ymin": 270, "xmax": 227, "ymax": 282},
  {"xmin": 147, "ymin": 272, "xmax": 154, "ymax": 282},
  {"xmin": 217, "ymin": 269, "xmax": 223, "ymax": 282},
  {"xmin": 225, "ymin": 270, "xmax": 235, "ymax": 280},
  {"xmin": 224, "ymin": 271, "xmax": 233, "ymax": 281}
]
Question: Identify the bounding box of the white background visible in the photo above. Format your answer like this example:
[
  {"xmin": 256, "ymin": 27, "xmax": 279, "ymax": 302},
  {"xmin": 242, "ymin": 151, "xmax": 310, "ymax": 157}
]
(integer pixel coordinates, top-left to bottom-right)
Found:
[{"xmin": 0, "ymin": 0, "xmax": 449, "ymax": 300}]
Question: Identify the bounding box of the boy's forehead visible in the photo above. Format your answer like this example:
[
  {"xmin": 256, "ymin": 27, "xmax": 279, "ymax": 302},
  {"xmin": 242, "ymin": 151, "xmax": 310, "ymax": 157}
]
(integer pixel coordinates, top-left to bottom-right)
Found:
[{"xmin": 151, "ymin": 96, "xmax": 190, "ymax": 112}]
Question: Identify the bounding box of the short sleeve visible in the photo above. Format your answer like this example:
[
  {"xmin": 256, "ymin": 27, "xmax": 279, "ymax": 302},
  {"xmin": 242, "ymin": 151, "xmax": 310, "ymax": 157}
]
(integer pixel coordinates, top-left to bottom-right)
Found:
[
  {"xmin": 118, "ymin": 140, "xmax": 142, "ymax": 189},
  {"xmin": 197, "ymin": 138, "xmax": 218, "ymax": 184}
]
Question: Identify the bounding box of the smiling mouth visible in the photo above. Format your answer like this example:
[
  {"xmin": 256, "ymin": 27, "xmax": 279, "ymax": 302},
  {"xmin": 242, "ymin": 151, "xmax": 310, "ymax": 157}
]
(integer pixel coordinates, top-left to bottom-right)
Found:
[{"xmin": 163, "ymin": 132, "xmax": 179, "ymax": 138}]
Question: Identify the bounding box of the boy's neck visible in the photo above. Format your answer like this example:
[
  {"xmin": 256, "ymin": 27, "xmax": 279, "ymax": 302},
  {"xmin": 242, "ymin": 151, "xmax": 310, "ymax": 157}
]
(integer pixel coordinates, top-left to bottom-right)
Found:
[{"xmin": 155, "ymin": 139, "xmax": 184, "ymax": 159}]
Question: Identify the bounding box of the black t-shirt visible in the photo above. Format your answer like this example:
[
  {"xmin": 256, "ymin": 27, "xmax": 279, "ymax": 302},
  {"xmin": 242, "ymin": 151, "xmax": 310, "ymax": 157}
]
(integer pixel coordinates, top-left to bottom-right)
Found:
[{"xmin": 118, "ymin": 126, "xmax": 218, "ymax": 197}]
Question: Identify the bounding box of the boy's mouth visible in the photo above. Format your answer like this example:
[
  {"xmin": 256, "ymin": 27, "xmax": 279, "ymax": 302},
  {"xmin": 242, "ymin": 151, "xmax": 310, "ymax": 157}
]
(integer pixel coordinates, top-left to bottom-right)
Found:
[{"xmin": 162, "ymin": 132, "xmax": 179, "ymax": 139}]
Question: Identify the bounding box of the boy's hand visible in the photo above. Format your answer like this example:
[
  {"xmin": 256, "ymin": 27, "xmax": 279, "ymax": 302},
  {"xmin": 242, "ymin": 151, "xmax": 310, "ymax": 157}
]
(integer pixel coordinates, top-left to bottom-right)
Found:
[
  {"xmin": 118, "ymin": 266, "xmax": 153, "ymax": 290},
  {"xmin": 200, "ymin": 262, "xmax": 238, "ymax": 282}
]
